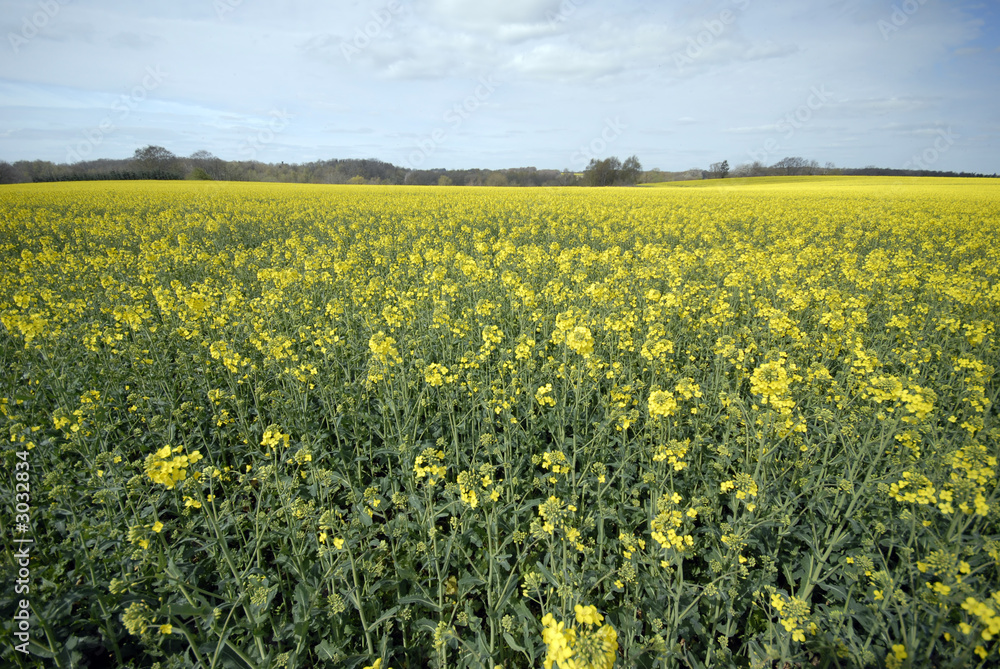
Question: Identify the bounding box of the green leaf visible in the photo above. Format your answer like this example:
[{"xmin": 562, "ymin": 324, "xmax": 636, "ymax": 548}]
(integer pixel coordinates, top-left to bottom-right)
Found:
[
  {"xmin": 315, "ymin": 640, "xmax": 340, "ymax": 660},
  {"xmin": 365, "ymin": 605, "xmax": 400, "ymax": 633},
  {"xmin": 458, "ymin": 575, "xmax": 485, "ymax": 590},
  {"xmin": 293, "ymin": 581, "xmax": 313, "ymax": 623},
  {"xmin": 398, "ymin": 594, "xmax": 442, "ymax": 612},
  {"xmin": 503, "ymin": 631, "xmax": 525, "ymax": 652},
  {"xmin": 165, "ymin": 602, "xmax": 205, "ymax": 617},
  {"xmin": 215, "ymin": 642, "xmax": 258, "ymax": 669},
  {"xmin": 535, "ymin": 559, "xmax": 559, "ymax": 587}
]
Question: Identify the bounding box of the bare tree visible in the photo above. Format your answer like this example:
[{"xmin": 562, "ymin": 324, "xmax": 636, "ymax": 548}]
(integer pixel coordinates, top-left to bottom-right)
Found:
[
  {"xmin": 0, "ymin": 161, "xmax": 27, "ymax": 184},
  {"xmin": 708, "ymin": 160, "xmax": 730, "ymax": 179}
]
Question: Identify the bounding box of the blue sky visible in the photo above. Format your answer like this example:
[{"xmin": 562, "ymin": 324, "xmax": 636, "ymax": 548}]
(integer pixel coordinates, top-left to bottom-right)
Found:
[{"xmin": 1, "ymin": 0, "xmax": 997, "ymax": 172}]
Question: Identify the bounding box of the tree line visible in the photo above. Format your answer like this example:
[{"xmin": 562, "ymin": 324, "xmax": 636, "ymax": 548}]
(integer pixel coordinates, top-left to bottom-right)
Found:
[{"xmin": 0, "ymin": 146, "xmax": 994, "ymax": 186}]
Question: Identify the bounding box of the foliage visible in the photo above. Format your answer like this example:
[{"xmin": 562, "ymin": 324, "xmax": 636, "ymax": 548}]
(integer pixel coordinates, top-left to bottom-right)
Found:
[
  {"xmin": 0, "ymin": 178, "xmax": 998, "ymax": 668},
  {"xmin": 583, "ymin": 156, "xmax": 642, "ymax": 187}
]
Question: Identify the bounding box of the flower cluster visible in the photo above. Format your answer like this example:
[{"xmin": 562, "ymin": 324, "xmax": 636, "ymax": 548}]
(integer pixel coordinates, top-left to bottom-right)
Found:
[
  {"xmin": 424, "ymin": 362, "xmax": 450, "ymax": 387},
  {"xmin": 770, "ymin": 592, "xmax": 815, "ymax": 643},
  {"xmin": 647, "ymin": 388, "xmax": 677, "ymax": 418},
  {"xmin": 536, "ymin": 495, "xmax": 578, "ymax": 540},
  {"xmin": 721, "ymin": 473, "xmax": 759, "ymax": 511},
  {"xmin": 261, "ymin": 425, "xmax": 291, "ymax": 452},
  {"xmin": 144, "ymin": 445, "xmax": 202, "ymax": 489},
  {"xmin": 536, "ymin": 383, "xmax": 557, "ymax": 407},
  {"xmin": 750, "ymin": 358, "xmax": 796, "ymax": 414},
  {"xmin": 652, "ymin": 439, "xmax": 690, "ymax": 471},
  {"xmin": 541, "ymin": 605, "xmax": 618, "ymax": 669},
  {"xmin": 413, "ymin": 448, "xmax": 447, "ymax": 486},
  {"xmin": 650, "ymin": 492, "xmax": 696, "ymax": 554},
  {"xmin": 565, "ymin": 325, "xmax": 595, "ymax": 357}
]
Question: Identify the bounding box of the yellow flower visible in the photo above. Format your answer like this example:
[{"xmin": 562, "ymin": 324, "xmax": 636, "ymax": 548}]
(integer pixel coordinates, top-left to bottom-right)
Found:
[
  {"xmin": 144, "ymin": 446, "xmax": 201, "ymax": 489},
  {"xmin": 333, "ymin": 537, "xmax": 345, "ymax": 550},
  {"xmin": 535, "ymin": 384, "xmax": 556, "ymax": 407},
  {"xmin": 159, "ymin": 624, "xmax": 173, "ymax": 635},
  {"xmin": 574, "ymin": 604, "xmax": 604, "ymax": 626},
  {"xmin": 261, "ymin": 426, "xmax": 290, "ymax": 451},
  {"xmin": 566, "ymin": 325, "xmax": 594, "ymax": 356},
  {"xmin": 151, "ymin": 521, "xmax": 164, "ymax": 533},
  {"xmin": 424, "ymin": 363, "xmax": 449, "ymax": 386},
  {"xmin": 648, "ymin": 388, "xmax": 677, "ymax": 418}
]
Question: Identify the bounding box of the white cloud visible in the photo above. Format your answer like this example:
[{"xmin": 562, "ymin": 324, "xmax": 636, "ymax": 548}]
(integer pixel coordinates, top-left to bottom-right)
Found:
[
  {"xmin": 724, "ymin": 124, "xmax": 782, "ymax": 134},
  {"xmin": 833, "ymin": 97, "xmax": 938, "ymax": 117},
  {"xmin": 419, "ymin": 0, "xmax": 564, "ymax": 27},
  {"xmin": 504, "ymin": 43, "xmax": 622, "ymax": 81}
]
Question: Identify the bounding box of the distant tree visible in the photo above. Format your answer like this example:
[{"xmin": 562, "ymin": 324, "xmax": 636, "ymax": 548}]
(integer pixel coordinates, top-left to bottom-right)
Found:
[
  {"xmin": 0, "ymin": 161, "xmax": 27, "ymax": 184},
  {"xmin": 772, "ymin": 157, "xmax": 817, "ymax": 176},
  {"xmin": 132, "ymin": 145, "xmax": 181, "ymax": 178},
  {"xmin": 14, "ymin": 160, "xmax": 60, "ymax": 182},
  {"xmin": 437, "ymin": 175, "xmax": 453, "ymax": 186},
  {"xmin": 548, "ymin": 170, "xmax": 579, "ymax": 186},
  {"xmin": 186, "ymin": 167, "xmax": 212, "ymax": 180},
  {"xmin": 348, "ymin": 175, "xmax": 365, "ymax": 184},
  {"xmin": 485, "ymin": 172, "xmax": 509, "ymax": 187},
  {"xmin": 728, "ymin": 163, "xmax": 750, "ymax": 178},
  {"xmin": 583, "ymin": 157, "xmax": 621, "ymax": 186},
  {"xmin": 620, "ymin": 155, "xmax": 642, "ymax": 185},
  {"xmin": 708, "ymin": 160, "xmax": 730, "ymax": 179},
  {"xmin": 188, "ymin": 150, "xmax": 229, "ymax": 180},
  {"xmin": 583, "ymin": 156, "xmax": 642, "ymax": 186}
]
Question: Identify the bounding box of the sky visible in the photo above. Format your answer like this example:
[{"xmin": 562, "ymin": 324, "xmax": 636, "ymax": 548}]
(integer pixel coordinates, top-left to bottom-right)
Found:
[{"xmin": 0, "ymin": 0, "xmax": 998, "ymax": 173}]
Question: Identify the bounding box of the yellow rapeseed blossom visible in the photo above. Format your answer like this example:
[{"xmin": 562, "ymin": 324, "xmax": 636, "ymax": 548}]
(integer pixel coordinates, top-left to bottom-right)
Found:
[
  {"xmin": 648, "ymin": 388, "xmax": 677, "ymax": 418},
  {"xmin": 541, "ymin": 609, "xmax": 617, "ymax": 669},
  {"xmin": 566, "ymin": 325, "xmax": 595, "ymax": 356},
  {"xmin": 536, "ymin": 384, "xmax": 557, "ymax": 407},
  {"xmin": 145, "ymin": 446, "xmax": 202, "ymax": 489}
]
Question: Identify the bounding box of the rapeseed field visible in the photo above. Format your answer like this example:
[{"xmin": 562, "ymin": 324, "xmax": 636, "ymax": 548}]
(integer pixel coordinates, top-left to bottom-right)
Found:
[{"xmin": 0, "ymin": 177, "xmax": 997, "ymax": 668}]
